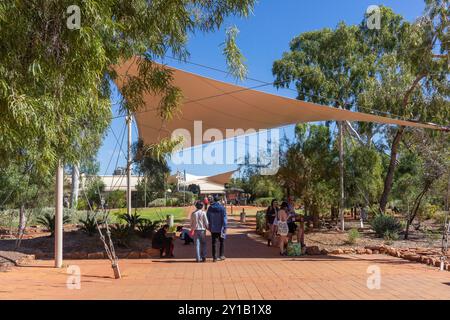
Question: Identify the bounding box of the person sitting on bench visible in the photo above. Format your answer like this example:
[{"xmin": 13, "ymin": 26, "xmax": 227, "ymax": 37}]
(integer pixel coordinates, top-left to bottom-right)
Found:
[{"xmin": 152, "ymin": 224, "xmax": 174, "ymax": 258}]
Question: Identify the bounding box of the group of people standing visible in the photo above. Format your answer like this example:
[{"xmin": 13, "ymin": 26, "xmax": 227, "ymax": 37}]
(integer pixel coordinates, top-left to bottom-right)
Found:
[
  {"xmin": 190, "ymin": 195, "xmax": 227, "ymax": 262},
  {"xmin": 265, "ymin": 196, "xmax": 305, "ymax": 256},
  {"xmin": 152, "ymin": 195, "xmax": 227, "ymax": 261}
]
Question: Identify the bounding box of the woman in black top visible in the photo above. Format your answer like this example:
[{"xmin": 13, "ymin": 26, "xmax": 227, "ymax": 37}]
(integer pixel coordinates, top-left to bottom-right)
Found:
[
  {"xmin": 265, "ymin": 199, "xmax": 279, "ymax": 247},
  {"xmin": 152, "ymin": 224, "xmax": 174, "ymax": 258}
]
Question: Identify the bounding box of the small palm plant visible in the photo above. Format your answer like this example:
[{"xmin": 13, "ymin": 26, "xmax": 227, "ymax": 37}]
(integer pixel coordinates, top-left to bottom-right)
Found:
[
  {"xmin": 79, "ymin": 213, "xmax": 102, "ymax": 237},
  {"xmin": 117, "ymin": 211, "xmax": 143, "ymax": 230},
  {"xmin": 36, "ymin": 213, "xmax": 70, "ymax": 237},
  {"xmin": 136, "ymin": 219, "xmax": 159, "ymax": 238},
  {"xmin": 110, "ymin": 223, "xmax": 132, "ymax": 248}
]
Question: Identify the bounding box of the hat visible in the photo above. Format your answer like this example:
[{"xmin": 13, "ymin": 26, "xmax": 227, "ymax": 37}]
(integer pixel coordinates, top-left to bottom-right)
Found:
[{"xmin": 213, "ymin": 194, "xmax": 221, "ymax": 202}]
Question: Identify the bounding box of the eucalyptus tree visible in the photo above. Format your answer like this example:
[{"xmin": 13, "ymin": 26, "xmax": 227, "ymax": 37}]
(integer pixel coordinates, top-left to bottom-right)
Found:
[
  {"xmin": 273, "ymin": 4, "xmax": 449, "ymax": 216},
  {"xmin": 358, "ymin": 3, "xmax": 449, "ymax": 212},
  {"xmin": 277, "ymin": 124, "xmax": 338, "ymax": 227},
  {"xmin": 0, "ymin": 0, "xmax": 255, "ymax": 183}
]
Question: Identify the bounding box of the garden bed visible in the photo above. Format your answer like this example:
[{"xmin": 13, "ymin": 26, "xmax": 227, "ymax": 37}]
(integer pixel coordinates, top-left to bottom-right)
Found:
[{"xmin": 0, "ymin": 224, "xmax": 160, "ymax": 260}]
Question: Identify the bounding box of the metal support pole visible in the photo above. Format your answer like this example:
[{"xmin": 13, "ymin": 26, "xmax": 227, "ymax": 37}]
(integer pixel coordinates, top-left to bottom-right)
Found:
[
  {"xmin": 55, "ymin": 162, "xmax": 64, "ymax": 268},
  {"xmin": 126, "ymin": 113, "xmax": 132, "ymax": 216},
  {"xmin": 338, "ymin": 120, "xmax": 345, "ymax": 231}
]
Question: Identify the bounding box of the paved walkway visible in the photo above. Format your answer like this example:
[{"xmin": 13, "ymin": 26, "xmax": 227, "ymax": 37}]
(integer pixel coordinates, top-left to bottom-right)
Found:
[{"xmin": 1, "ymin": 216, "xmax": 450, "ymax": 300}]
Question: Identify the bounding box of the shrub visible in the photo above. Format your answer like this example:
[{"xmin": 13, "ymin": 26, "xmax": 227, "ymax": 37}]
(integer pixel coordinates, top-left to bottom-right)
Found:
[
  {"xmin": 110, "ymin": 224, "xmax": 132, "ymax": 248},
  {"xmin": 117, "ymin": 211, "xmax": 144, "ymax": 230},
  {"xmin": 383, "ymin": 230, "xmax": 399, "ymax": 241},
  {"xmin": 173, "ymin": 191, "xmax": 195, "ymax": 206},
  {"xmin": 107, "ymin": 190, "xmax": 126, "ymax": 209},
  {"xmin": 36, "ymin": 212, "xmax": 71, "ymax": 237},
  {"xmin": 434, "ymin": 211, "xmax": 448, "ymax": 225},
  {"xmin": 255, "ymin": 210, "xmax": 266, "ymax": 233},
  {"xmin": 254, "ymin": 197, "xmax": 274, "ymax": 207},
  {"xmin": 76, "ymin": 198, "xmax": 89, "ymax": 211},
  {"xmin": 136, "ymin": 219, "xmax": 159, "ymax": 238},
  {"xmin": 370, "ymin": 214, "xmax": 402, "ymax": 238},
  {"xmin": 346, "ymin": 228, "xmax": 360, "ymax": 244},
  {"xmin": 78, "ymin": 213, "xmax": 102, "ymax": 236},
  {"xmin": 148, "ymin": 198, "xmax": 167, "ymax": 207}
]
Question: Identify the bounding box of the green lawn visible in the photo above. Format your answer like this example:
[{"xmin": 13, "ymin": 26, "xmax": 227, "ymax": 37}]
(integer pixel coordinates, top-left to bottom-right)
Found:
[{"xmin": 110, "ymin": 207, "xmax": 187, "ymax": 223}]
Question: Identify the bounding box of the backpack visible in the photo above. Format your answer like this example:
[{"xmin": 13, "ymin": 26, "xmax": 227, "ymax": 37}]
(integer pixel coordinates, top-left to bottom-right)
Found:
[{"xmin": 287, "ymin": 242, "xmax": 302, "ymax": 256}]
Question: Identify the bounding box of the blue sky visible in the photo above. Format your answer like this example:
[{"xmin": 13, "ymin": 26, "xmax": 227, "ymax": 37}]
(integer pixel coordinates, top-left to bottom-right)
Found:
[{"xmin": 97, "ymin": 0, "xmax": 427, "ymax": 177}]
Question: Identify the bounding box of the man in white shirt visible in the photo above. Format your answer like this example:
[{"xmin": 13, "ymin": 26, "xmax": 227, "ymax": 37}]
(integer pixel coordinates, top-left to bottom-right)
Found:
[{"xmin": 191, "ymin": 201, "xmax": 209, "ymax": 262}]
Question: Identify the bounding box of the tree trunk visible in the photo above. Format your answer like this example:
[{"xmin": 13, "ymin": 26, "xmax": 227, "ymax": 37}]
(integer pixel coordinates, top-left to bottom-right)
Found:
[
  {"xmin": 71, "ymin": 163, "xmax": 80, "ymax": 209},
  {"xmin": 17, "ymin": 204, "xmax": 26, "ymax": 239},
  {"xmin": 404, "ymin": 184, "xmax": 429, "ymax": 240},
  {"xmin": 338, "ymin": 120, "xmax": 345, "ymax": 231},
  {"xmin": 379, "ymin": 126, "xmax": 405, "ymax": 213}
]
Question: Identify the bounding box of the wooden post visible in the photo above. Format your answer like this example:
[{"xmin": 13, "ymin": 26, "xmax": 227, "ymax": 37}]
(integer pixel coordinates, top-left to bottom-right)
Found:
[
  {"xmin": 55, "ymin": 162, "xmax": 64, "ymax": 268},
  {"xmin": 126, "ymin": 113, "xmax": 132, "ymax": 216}
]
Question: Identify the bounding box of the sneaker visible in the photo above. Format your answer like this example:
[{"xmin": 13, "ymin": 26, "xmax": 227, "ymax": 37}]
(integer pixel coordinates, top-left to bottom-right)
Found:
[
  {"xmin": 201, "ymin": 257, "xmax": 206, "ymax": 262},
  {"xmin": 218, "ymin": 256, "xmax": 226, "ymax": 261},
  {"xmin": 213, "ymin": 258, "xmax": 217, "ymax": 262}
]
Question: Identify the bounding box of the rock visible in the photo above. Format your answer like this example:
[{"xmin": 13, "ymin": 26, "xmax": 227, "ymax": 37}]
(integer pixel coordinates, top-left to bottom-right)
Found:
[
  {"xmin": 139, "ymin": 252, "xmax": 151, "ymax": 259},
  {"xmin": 87, "ymin": 252, "xmax": 104, "ymax": 259},
  {"xmin": 434, "ymin": 259, "xmax": 441, "ymax": 268},
  {"xmin": 343, "ymin": 249, "xmax": 355, "ymax": 254},
  {"xmin": 331, "ymin": 249, "xmax": 344, "ymax": 255},
  {"xmin": 144, "ymin": 248, "xmax": 160, "ymax": 255},
  {"xmin": 71, "ymin": 252, "xmax": 88, "ymax": 259},
  {"xmin": 373, "ymin": 250, "xmax": 379, "ymax": 254},
  {"xmin": 127, "ymin": 251, "xmax": 140, "ymax": 259},
  {"xmin": 305, "ymin": 246, "xmax": 321, "ymax": 255},
  {"xmin": 116, "ymin": 252, "xmax": 129, "ymax": 259},
  {"xmin": 364, "ymin": 245, "xmax": 381, "ymax": 251},
  {"xmin": 320, "ymin": 249, "xmax": 329, "ymax": 255},
  {"xmin": 402, "ymin": 254, "xmax": 420, "ymax": 262},
  {"xmin": 356, "ymin": 248, "xmax": 366, "ymax": 254},
  {"xmin": 365, "ymin": 249, "xmax": 373, "ymax": 254}
]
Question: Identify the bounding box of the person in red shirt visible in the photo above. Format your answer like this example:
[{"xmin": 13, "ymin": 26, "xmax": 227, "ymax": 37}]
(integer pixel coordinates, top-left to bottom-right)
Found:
[{"xmin": 203, "ymin": 196, "xmax": 209, "ymax": 210}]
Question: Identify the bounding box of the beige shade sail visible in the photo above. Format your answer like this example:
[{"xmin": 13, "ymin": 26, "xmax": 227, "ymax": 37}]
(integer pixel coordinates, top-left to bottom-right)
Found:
[{"xmin": 114, "ymin": 57, "xmax": 446, "ymax": 147}]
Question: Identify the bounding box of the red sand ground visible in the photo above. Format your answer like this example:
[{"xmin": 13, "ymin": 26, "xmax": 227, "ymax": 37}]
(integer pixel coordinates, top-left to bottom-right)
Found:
[{"xmin": 1, "ymin": 215, "xmax": 450, "ymax": 300}]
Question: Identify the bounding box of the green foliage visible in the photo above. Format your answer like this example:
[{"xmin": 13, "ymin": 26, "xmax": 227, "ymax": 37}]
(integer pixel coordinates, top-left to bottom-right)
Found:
[
  {"xmin": 106, "ymin": 190, "xmax": 126, "ymax": 209},
  {"xmin": 277, "ymin": 124, "xmax": 337, "ymax": 226},
  {"xmin": 0, "ymin": 0, "xmax": 255, "ymax": 184},
  {"xmin": 84, "ymin": 176, "xmax": 106, "ymax": 210},
  {"xmin": 167, "ymin": 191, "xmax": 195, "ymax": 206},
  {"xmin": 370, "ymin": 214, "xmax": 402, "ymax": 238},
  {"xmin": 345, "ymin": 145, "xmax": 383, "ymax": 205},
  {"xmin": 117, "ymin": 211, "xmax": 144, "ymax": 230},
  {"xmin": 383, "ymin": 230, "xmax": 399, "ymax": 241},
  {"xmin": 78, "ymin": 213, "xmax": 101, "ymax": 237},
  {"xmin": 110, "ymin": 224, "xmax": 132, "ymax": 248},
  {"xmin": 346, "ymin": 228, "xmax": 361, "ymax": 245},
  {"xmin": 273, "ymin": 4, "xmax": 449, "ymax": 216},
  {"xmin": 254, "ymin": 198, "xmax": 274, "ymax": 207},
  {"xmin": 36, "ymin": 212, "xmax": 70, "ymax": 237},
  {"xmin": 148, "ymin": 198, "xmax": 168, "ymax": 207},
  {"xmin": 136, "ymin": 219, "xmax": 160, "ymax": 239},
  {"xmin": 255, "ymin": 210, "xmax": 266, "ymax": 233},
  {"xmin": 422, "ymin": 203, "xmax": 440, "ymax": 220}
]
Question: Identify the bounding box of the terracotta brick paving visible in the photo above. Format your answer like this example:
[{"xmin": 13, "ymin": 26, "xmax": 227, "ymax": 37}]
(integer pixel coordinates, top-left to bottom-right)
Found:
[{"xmin": 1, "ymin": 216, "xmax": 449, "ymax": 300}]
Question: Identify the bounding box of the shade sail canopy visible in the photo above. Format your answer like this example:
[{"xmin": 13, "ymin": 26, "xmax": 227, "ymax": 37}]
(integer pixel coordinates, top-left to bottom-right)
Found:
[
  {"xmin": 167, "ymin": 170, "xmax": 237, "ymax": 194},
  {"xmin": 114, "ymin": 57, "xmax": 446, "ymax": 147}
]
